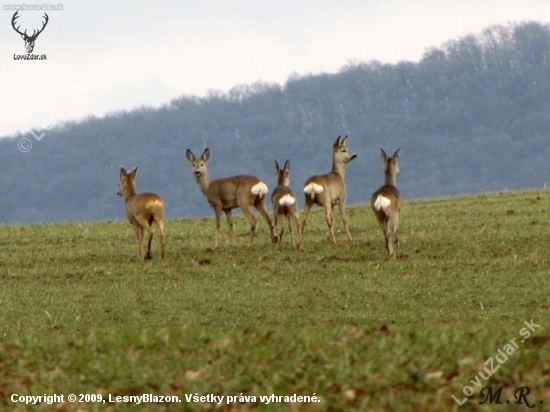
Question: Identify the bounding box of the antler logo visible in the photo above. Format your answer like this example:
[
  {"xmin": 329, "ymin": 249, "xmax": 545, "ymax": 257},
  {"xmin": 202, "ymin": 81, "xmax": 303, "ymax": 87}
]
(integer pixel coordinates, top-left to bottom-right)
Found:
[{"xmin": 11, "ymin": 11, "xmax": 49, "ymax": 54}]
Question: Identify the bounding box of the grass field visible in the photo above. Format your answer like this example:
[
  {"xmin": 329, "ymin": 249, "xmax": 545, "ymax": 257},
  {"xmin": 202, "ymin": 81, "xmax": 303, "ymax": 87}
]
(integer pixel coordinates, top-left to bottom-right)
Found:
[{"xmin": 0, "ymin": 189, "xmax": 549, "ymax": 411}]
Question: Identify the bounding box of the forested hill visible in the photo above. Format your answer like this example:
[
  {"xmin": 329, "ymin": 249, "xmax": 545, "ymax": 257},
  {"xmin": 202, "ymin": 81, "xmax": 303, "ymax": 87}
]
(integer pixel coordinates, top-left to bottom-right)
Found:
[{"xmin": 2, "ymin": 22, "xmax": 550, "ymax": 224}]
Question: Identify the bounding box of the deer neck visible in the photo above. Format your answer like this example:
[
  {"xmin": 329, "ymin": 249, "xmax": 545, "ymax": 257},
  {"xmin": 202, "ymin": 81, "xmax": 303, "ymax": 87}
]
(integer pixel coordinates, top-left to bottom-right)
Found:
[
  {"xmin": 196, "ymin": 171, "xmax": 212, "ymax": 195},
  {"xmin": 331, "ymin": 159, "xmax": 346, "ymax": 179},
  {"xmin": 277, "ymin": 175, "xmax": 290, "ymax": 187},
  {"xmin": 384, "ymin": 169, "xmax": 397, "ymax": 186},
  {"xmin": 122, "ymin": 184, "xmax": 137, "ymax": 203}
]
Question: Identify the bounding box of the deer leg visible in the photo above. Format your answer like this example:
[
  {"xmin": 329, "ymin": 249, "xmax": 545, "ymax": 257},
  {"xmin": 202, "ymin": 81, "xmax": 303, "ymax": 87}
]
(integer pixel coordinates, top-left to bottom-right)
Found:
[
  {"xmin": 287, "ymin": 215, "xmax": 295, "ymax": 248},
  {"xmin": 136, "ymin": 216, "xmax": 154, "ymax": 260},
  {"xmin": 376, "ymin": 216, "xmax": 391, "ymax": 258},
  {"xmin": 271, "ymin": 211, "xmax": 279, "ymax": 248},
  {"xmin": 241, "ymin": 205, "xmax": 257, "ymax": 247},
  {"xmin": 325, "ymin": 204, "xmax": 336, "ymax": 244},
  {"xmin": 301, "ymin": 196, "xmax": 314, "ymax": 236},
  {"xmin": 146, "ymin": 230, "xmax": 153, "ymax": 260},
  {"xmin": 212, "ymin": 207, "xmax": 222, "ymax": 250},
  {"xmin": 389, "ymin": 212, "xmax": 399, "ymax": 259},
  {"xmin": 292, "ymin": 211, "xmax": 304, "ymax": 251},
  {"xmin": 276, "ymin": 213, "xmax": 285, "ymax": 250},
  {"xmin": 156, "ymin": 217, "xmax": 166, "ymax": 260},
  {"xmin": 384, "ymin": 218, "xmax": 393, "ymax": 259},
  {"xmin": 132, "ymin": 221, "xmax": 145, "ymax": 260},
  {"xmin": 254, "ymin": 198, "xmax": 275, "ymax": 244},
  {"xmin": 337, "ymin": 198, "xmax": 352, "ymax": 242},
  {"xmin": 224, "ymin": 210, "xmax": 236, "ymax": 245},
  {"xmin": 393, "ymin": 229, "xmax": 399, "ymax": 259}
]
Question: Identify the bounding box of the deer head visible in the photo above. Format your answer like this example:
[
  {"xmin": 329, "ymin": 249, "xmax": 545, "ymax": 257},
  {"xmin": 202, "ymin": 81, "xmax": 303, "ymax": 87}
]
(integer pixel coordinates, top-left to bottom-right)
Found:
[
  {"xmin": 12, "ymin": 11, "xmax": 49, "ymax": 54},
  {"xmin": 117, "ymin": 166, "xmax": 138, "ymax": 198}
]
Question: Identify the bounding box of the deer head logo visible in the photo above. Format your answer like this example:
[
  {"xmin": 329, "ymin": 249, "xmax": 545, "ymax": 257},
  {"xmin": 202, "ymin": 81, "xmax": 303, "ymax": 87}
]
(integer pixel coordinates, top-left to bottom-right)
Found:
[{"xmin": 11, "ymin": 11, "xmax": 49, "ymax": 54}]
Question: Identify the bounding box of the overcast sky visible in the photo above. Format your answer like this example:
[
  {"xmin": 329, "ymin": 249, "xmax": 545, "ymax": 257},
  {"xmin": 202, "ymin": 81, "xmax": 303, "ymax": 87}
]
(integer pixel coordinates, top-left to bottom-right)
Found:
[{"xmin": 1, "ymin": 0, "xmax": 550, "ymax": 137}]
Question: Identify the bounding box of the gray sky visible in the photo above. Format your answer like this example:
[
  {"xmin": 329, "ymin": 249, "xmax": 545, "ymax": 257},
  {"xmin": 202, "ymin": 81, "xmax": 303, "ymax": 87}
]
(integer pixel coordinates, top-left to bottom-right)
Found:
[{"xmin": 2, "ymin": 0, "xmax": 550, "ymax": 137}]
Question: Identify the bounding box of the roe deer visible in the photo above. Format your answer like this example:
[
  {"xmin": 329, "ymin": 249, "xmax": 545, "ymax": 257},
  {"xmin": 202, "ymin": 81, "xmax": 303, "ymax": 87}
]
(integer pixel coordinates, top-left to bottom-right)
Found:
[
  {"xmin": 371, "ymin": 148, "xmax": 401, "ymax": 259},
  {"xmin": 271, "ymin": 160, "xmax": 303, "ymax": 251},
  {"xmin": 117, "ymin": 166, "xmax": 166, "ymax": 260},
  {"xmin": 186, "ymin": 148, "xmax": 275, "ymax": 250},
  {"xmin": 301, "ymin": 135, "xmax": 357, "ymax": 243}
]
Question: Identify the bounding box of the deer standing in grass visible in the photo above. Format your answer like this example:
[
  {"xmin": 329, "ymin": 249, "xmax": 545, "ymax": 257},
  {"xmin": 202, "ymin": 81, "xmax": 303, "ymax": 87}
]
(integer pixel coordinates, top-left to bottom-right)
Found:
[
  {"xmin": 271, "ymin": 160, "xmax": 303, "ymax": 251},
  {"xmin": 301, "ymin": 135, "xmax": 357, "ymax": 243},
  {"xmin": 117, "ymin": 166, "xmax": 166, "ymax": 260},
  {"xmin": 186, "ymin": 148, "xmax": 275, "ymax": 250},
  {"xmin": 371, "ymin": 148, "xmax": 401, "ymax": 259}
]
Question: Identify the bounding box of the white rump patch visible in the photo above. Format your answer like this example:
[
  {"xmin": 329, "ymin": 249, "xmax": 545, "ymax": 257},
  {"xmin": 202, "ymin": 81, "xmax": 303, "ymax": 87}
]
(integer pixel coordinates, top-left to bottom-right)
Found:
[
  {"xmin": 279, "ymin": 194, "xmax": 296, "ymax": 206},
  {"xmin": 374, "ymin": 195, "xmax": 391, "ymax": 211},
  {"xmin": 304, "ymin": 182, "xmax": 324, "ymax": 195},
  {"xmin": 251, "ymin": 182, "xmax": 268, "ymax": 197}
]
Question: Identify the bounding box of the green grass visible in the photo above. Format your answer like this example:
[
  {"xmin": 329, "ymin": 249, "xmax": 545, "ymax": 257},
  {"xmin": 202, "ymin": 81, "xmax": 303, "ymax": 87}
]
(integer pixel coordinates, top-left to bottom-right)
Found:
[{"xmin": 0, "ymin": 189, "xmax": 549, "ymax": 411}]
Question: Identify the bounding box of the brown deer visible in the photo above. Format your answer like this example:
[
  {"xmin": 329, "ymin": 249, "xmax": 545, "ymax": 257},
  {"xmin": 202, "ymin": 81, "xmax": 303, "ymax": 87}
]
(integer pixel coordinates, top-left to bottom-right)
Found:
[
  {"xmin": 371, "ymin": 148, "xmax": 401, "ymax": 259},
  {"xmin": 186, "ymin": 148, "xmax": 275, "ymax": 250},
  {"xmin": 117, "ymin": 166, "xmax": 166, "ymax": 260},
  {"xmin": 271, "ymin": 160, "xmax": 303, "ymax": 251},
  {"xmin": 301, "ymin": 135, "xmax": 357, "ymax": 243}
]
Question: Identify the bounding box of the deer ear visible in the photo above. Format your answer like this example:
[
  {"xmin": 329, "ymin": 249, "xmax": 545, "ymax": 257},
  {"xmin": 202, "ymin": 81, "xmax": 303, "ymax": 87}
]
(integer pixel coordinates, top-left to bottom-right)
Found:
[
  {"xmin": 340, "ymin": 135, "xmax": 349, "ymax": 146},
  {"xmin": 333, "ymin": 135, "xmax": 342, "ymax": 149},
  {"xmin": 274, "ymin": 160, "xmax": 280, "ymax": 173},
  {"xmin": 120, "ymin": 166, "xmax": 127, "ymax": 177},
  {"xmin": 284, "ymin": 160, "xmax": 290, "ymax": 172},
  {"xmin": 201, "ymin": 148, "xmax": 210, "ymax": 161},
  {"xmin": 128, "ymin": 167, "xmax": 138, "ymax": 179},
  {"xmin": 380, "ymin": 148, "xmax": 388, "ymax": 162},
  {"xmin": 393, "ymin": 148, "xmax": 401, "ymax": 159},
  {"xmin": 186, "ymin": 149, "xmax": 195, "ymax": 162}
]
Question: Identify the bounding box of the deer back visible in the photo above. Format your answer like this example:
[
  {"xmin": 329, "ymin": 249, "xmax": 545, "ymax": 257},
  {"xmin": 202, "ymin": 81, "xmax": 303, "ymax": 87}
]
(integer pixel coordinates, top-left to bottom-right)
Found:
[
  {"xmin": 127, "ymin": 193, "xmax": 164, "ymax": 219},
  {"xmin": 304, "ymin": 172, "xmax": 345, "ymax": 205},
  {"xmin": 371, "ymin": 185, "xmax": 400, "ymax": 214},
  {"xmin": 272, "ymin": 160, "xmax": 298, "ymax": 212},
  {"xmin": 273, "ymin": 184, "xmax": 297, "ymax": 209},
  {"xmin": 207, "ymin": 175, "xmax": 266, "ymax": 208},
  {"xmin": 371, "ymin": 148, "xmax": 401, "ymax": 214}
]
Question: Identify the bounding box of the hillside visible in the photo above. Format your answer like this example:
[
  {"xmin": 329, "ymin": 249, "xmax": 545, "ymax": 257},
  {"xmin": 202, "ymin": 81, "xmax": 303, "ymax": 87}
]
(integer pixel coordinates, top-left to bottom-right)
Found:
[
  {"xmin": 2, "ymin": 22, "xmax": 550, "ymax": 223},
  {"xmin": 0, "ymin": 190, "xmax": 549, "ymax": 410}
]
